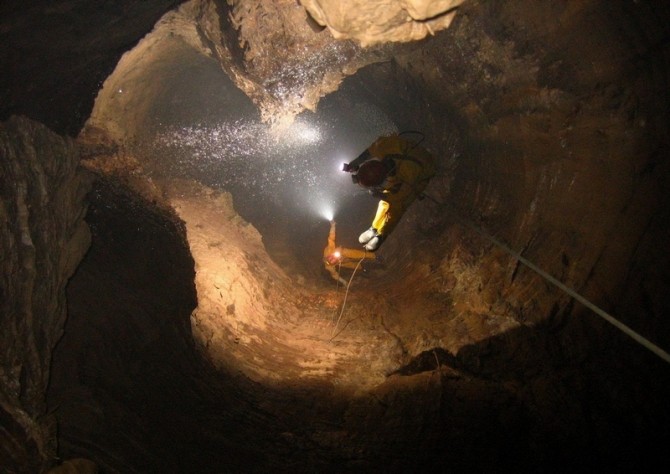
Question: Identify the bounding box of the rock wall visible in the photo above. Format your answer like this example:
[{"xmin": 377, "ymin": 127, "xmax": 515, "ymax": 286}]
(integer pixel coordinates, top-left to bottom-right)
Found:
[
  {"xmin": 300, "ymin": 0, "xmax": 465, "ymax": 46},
  {"xmin": 394, "ymin": 0, "xmax": 670, "ymax": 342},
  {"xmin": 0, "ymin": 116, "xmax": 91, "ymax": 471},
  {"xmin": 196, "ymin": 0, "xmax": 394, "ymax": 122}
]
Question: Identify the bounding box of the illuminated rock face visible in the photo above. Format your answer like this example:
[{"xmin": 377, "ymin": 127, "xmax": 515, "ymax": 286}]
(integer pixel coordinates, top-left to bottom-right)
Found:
[
  {"xmin": 300, "ymin": 0, "xmax": 465, "ymax": 45},
  {"xmin": 1, "ymin": 0, "xmax": 670, "ymax": 472}
]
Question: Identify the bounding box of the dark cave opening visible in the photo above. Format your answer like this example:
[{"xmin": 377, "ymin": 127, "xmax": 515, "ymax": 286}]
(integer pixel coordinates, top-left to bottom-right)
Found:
[{"xmin": 49, "ymin": 175, "xmax": 670, "ymax": 471}]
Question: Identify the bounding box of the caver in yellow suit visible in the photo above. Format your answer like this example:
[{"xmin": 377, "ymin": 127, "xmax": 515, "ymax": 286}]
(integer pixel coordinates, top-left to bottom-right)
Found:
[
  {"xmin": 323, "ymin": 220, "xmax": 375, "ymax": 284},
  {"xmin": 342, "ymin": 133, "xmax": 436, "ymax": 251}
]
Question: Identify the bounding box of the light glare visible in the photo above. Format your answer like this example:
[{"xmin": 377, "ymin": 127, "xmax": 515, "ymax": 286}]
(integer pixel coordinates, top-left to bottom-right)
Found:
[
  {"xmin": 321, "ymin": 207, "xmax": 334, "ymax": 221},
  {"xmin": 294, "ymin": 122, "xmax": 321, "ymax": 143}
]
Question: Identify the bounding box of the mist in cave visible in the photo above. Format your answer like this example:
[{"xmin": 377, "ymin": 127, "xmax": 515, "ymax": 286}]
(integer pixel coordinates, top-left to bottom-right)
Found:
[
  {"xmin": 131, "ymin": 51, "xmax": 409, "ymax": 281},
  {"xmin": 100, "ymin": 28, "xmax": 464, "ymax": 289}
]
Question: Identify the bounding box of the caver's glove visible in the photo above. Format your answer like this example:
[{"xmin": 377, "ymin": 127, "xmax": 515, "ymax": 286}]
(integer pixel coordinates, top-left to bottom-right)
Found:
[
  {"xmin": 358, "ymin": 227, "xmax": 384, "ymax": 251},
  {"xmin": 364, "ymin": 234, "xmax": 384, "ymax": 251}
]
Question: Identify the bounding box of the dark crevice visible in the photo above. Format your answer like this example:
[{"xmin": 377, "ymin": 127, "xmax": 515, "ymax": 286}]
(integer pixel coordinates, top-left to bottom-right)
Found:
[{"xmin": 391, "ymin": 347, "xmax": 460, "ymax": 376}]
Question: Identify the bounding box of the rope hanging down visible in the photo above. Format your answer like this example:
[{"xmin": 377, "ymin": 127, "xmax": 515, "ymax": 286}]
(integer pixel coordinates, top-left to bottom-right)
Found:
[
  {"xmin": 331, "ymin": 255, "xmax": 366, "ymax": 341},
  {"xmin": 424, "ymin": 195, "xmax": 670, "ymax": 365}
]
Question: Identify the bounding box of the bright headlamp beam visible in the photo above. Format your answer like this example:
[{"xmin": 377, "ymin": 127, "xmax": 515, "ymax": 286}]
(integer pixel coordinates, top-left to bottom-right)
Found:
[{"xmin": 321, "ymin": 207, "xmax": 334, "ymax": 221}]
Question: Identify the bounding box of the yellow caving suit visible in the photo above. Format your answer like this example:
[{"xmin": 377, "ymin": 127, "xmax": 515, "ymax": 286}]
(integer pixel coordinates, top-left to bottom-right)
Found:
[
  {"xmin": 323, "ymin": 221, "xmax": 375, "ymax": 284},
  {"xmin": 364, "ymin": 134, "xmax": 436, "ymax": 237}
]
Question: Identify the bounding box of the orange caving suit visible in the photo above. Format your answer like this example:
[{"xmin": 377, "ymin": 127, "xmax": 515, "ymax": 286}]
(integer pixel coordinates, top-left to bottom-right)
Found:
[
  {"xmin": 323, "ymin": 221, "xmax": 375, "ymax": 284},
  {"xmin": 359, "ymin": 134, "xmax": 436, "ymax": 237}
]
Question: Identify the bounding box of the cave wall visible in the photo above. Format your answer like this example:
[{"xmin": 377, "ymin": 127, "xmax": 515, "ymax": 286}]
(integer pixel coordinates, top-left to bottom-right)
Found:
[
  {"xmin": 0, "ymin": 117, "xmax": 91, "ymax": 471},
  {"xmin": 300, "ymin": 0, "xmax": 465, "ymax": 46},
  {"xmin": 46, "ymin": 179, "xmax": 218, "ymax": 472},
  {"xmin": 0, "ymin": 1, "xmax": 183, "ymax": 470}
]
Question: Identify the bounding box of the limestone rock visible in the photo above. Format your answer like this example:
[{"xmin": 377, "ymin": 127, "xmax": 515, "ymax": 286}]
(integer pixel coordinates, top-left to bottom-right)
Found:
[
  {"xmin": 0, "ymin": 116, "xmax": 92, "ymax": 472},
  {"xmin": 300, "ymin": 0, "xmax": 465, "ymax": 46}
]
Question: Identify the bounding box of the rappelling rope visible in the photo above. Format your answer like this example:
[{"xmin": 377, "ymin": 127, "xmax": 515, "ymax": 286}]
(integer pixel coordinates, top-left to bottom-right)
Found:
[
  {"xmin": 330, "ymin": 254, "xmax": 367, "ymax": 340},
  {"xmin": 422, "ymin": 193, "xmax": 670, "ymax": 365}
]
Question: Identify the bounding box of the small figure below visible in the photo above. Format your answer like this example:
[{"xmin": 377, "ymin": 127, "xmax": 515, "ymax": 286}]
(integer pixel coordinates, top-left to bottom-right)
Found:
[
  {"xmin": 342, "ymin": 132, "xmax": 436, "ymax": 251},
  {"xmin": 323, "ymin": 220, "xmax": 376, "ymax": 285}
]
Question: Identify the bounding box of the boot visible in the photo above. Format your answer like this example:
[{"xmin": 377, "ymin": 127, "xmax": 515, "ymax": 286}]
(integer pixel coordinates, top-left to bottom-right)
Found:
[{"xmin": 359, "ymin": 227, "xmax": 378, "ymax": 244}]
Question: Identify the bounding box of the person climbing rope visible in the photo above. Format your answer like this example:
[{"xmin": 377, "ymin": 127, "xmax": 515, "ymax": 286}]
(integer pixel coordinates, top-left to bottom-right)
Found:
[
  {"xmin": 342, "ymin": 132, "xmax": 436, "ymax": 251},
  {"xmin": 323, "ymin": 220, "xmax": 375, "ymax": 284}
]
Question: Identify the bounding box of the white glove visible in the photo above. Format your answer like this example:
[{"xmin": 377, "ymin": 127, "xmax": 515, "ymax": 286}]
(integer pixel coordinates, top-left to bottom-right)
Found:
[
  {"xmin": 364, "ymin": 235, "xmax": 384, "ymax": 251},
  {"xmin": 359, "ymin": 227, "xmax": 378, "ymax": 244}
]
